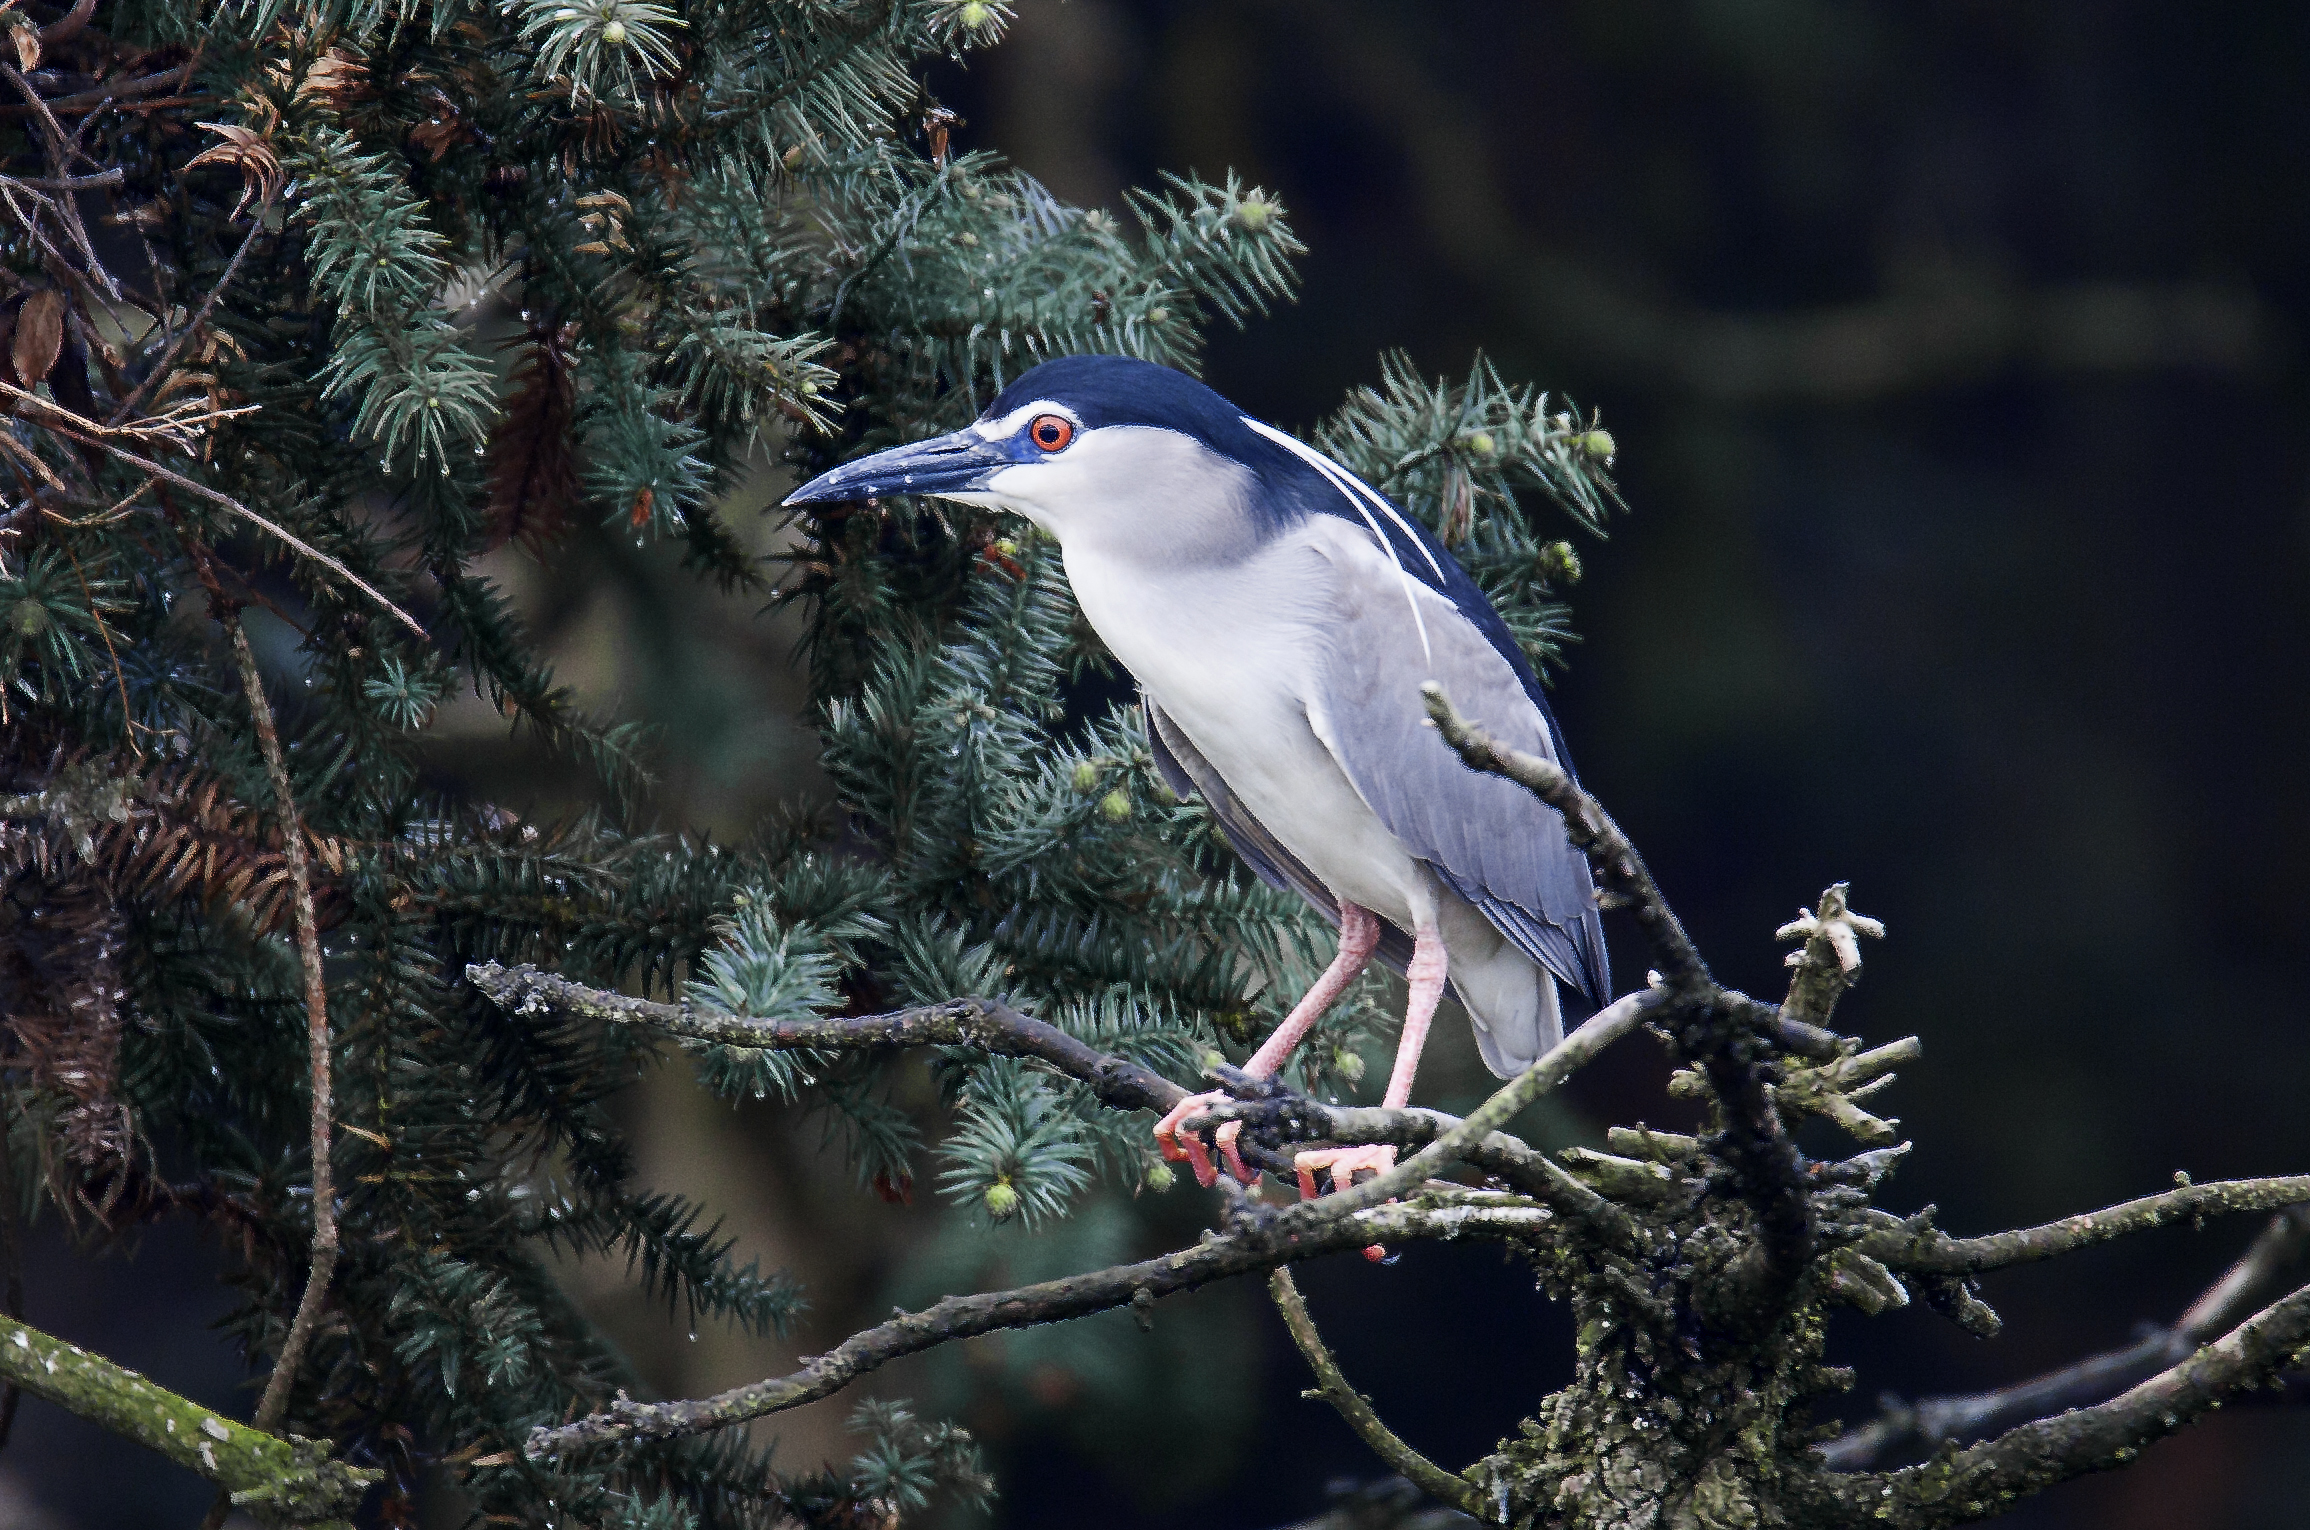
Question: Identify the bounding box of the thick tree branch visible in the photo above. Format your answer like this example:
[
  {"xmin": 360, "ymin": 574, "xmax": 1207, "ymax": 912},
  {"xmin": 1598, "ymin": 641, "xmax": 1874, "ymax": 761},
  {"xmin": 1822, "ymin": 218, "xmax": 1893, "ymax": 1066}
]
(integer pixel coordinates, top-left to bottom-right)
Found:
[
  {"xmin": 1271, "ymin": 1267, "xmax": 1488, "ymax": 1520},
  {"xmin": 1824, "ymin": 1209, "xmax": 2310, "ymax": 1469},
  {"xmin": 0, "ymin": 1313, "xmax": 377, "ymax": 1527},
  {"xmin": 1860, "ymin": 1176, "xmax": 2310, "ymax": 1274}
]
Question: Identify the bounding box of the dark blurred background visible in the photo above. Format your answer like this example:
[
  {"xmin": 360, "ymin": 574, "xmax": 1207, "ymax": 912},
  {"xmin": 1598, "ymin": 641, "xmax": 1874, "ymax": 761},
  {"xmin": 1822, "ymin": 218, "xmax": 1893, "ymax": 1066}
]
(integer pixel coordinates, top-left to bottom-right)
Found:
[{"xmin": 9, "ymin": 2, "xmax": 2309, "ymax": 1526}]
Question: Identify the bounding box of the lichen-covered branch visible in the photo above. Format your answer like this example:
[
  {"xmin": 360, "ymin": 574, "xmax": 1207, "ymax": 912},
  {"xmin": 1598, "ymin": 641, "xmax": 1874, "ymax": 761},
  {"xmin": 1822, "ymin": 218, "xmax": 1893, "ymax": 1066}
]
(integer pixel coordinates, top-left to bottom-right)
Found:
[
  {"xmin": 1270, "ymin": 1267, "xmax": 1489, "ymax": 1520},
  {"xmin": 0, "ymin": 1314, "xmax": 377, "ymax": 1527},
  {"xmin": 1825, "ymin": 1208, "xmax": 2310, "ymax": 1469},
  {"xmin": 1183, "ymin": 1095, "xmax": 1640, "ymax": 1248},
  {"xmin": 1861, "ymin": 1175, "xmax": 2310, "ymax": 1274},
  {"xmin": 1846, "ymin": 1276, "xmax": 2310, "ymax": 1526}
]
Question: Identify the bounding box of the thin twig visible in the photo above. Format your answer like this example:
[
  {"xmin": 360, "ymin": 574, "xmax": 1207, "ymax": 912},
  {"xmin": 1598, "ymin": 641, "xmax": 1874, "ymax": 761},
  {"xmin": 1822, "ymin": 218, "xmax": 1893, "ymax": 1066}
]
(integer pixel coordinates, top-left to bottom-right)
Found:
[
  {"xmin": 109, "ymin": 190, "xmax": 274, "ymax": 425},
  {"xmin": 224, "ymin": 612, "xmax": 338, "ymax": 1436},
  {"xmin": 1270, "ymin": 1267, "xmax": 1489, "ymax": 1520},
  {"xmin": 33, "ymin": 409, "xmax": 427, "ymax": 636},
  {"xmin": 467, "ymin": 962, "xmax": 1187, "ymax": 1114},
  {"xmin": 465, "ymin": 962, "xmax": 1305, "ymax": 1178}
]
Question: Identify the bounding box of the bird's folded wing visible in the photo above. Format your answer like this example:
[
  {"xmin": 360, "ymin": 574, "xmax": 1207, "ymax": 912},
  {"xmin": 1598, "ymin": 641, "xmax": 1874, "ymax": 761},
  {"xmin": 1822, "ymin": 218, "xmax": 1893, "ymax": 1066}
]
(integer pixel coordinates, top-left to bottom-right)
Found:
[
  {"xmin": 1144, "ymin": 695, "xmax": 1422, "ymax": 982},
  {"xmin": 1303, "ymin": 536, "xmax": 1609, "ymax": 1003}
]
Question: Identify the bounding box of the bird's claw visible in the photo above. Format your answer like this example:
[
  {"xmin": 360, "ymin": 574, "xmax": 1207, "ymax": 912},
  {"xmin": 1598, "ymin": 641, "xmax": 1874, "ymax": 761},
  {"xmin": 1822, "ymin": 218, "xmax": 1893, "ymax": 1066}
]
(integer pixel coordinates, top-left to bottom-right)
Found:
[
  {"xmin": 1293, "ymin": 1144, "xmax": 1399, "ymax": 1262},
  {"xmin": 1153, "ymin": 1090, "xmax": 1256, "ymax": 1188}
]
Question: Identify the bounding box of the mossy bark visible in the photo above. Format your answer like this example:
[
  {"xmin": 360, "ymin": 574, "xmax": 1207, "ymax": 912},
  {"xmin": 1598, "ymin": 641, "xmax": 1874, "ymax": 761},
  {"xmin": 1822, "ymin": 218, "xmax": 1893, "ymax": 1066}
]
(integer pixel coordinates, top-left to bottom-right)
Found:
[{"xmin": 0, "ymin": 1313, "xmax": 376, "ymax": 1527}]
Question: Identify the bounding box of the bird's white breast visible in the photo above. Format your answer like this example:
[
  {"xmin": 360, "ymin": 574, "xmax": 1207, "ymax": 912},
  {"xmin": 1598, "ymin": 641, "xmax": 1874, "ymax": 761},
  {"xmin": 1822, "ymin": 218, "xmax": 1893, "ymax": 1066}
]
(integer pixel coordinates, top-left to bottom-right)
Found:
[{"xmin": 1062, "ymin": 529, "xmax": 1438, "ymax": 931}]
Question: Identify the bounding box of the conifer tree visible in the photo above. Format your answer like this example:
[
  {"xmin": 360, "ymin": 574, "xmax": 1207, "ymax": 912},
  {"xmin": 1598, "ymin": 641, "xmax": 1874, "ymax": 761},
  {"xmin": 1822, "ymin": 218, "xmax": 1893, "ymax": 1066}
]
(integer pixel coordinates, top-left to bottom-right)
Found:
[{"xmin": 0, "ymin": 0, "xmax": 1614, "ymax": 1522}]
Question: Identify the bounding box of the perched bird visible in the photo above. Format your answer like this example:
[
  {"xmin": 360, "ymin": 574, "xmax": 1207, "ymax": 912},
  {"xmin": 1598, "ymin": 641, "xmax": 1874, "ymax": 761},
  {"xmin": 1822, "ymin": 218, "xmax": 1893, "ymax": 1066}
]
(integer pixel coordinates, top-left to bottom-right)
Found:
[{"xmin": 786, "ymin": 355, "xmax": 1608, "ymax": 1198}]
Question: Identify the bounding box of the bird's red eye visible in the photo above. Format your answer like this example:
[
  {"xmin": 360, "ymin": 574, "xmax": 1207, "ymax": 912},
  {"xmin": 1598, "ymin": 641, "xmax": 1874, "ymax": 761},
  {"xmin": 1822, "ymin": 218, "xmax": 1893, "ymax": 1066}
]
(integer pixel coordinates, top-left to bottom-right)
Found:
[{"xmin": 1029, "ymin": 414, "xmax": 1074, "ymax": 452}]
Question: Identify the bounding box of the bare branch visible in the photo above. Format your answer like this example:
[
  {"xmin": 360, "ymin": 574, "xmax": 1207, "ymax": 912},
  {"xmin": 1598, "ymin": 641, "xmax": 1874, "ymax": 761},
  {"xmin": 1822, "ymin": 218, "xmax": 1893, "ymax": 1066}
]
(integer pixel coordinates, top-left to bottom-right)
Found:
[
  {"xmin": 1271, "ymin": 1267, "xmax": 1489, "ymax": 1520},
  {"xmin": 465, "ymin": 960, "xmax": 1188, "ymax": 1117},
  {"xmin": 1862, "ymin": 1175, "xmax": 2310, "ymax": 1274},
  {"xmin": 1421, "ymin": 684, "xmax": 1814, "ymax": 1324},
  {"xmin": 1256, "ymin": 987, "xmax": 1664, "ymax": 1225},
  {"xmin": 224, "ymin": 612, "xmax": 338, "ymax": 1439},
  {"xmin": 1182, "ymin": 1095, "xmax": 1640, "ymax": 1249},
  {"xmin": 526, "ymin": 1196, "xmax": 1555, "ymax": 1458},
  {"xmin": 109, "ymin": 189, "xmax": 276, "ymax": 425},
  {"xmin": 1824, "ymin": 1209, "xmax": 2310, "ymax": 1469},
  {"xmin": 1846, "ymin": 1276, "xmax": 2310, "ymax": 1527}
]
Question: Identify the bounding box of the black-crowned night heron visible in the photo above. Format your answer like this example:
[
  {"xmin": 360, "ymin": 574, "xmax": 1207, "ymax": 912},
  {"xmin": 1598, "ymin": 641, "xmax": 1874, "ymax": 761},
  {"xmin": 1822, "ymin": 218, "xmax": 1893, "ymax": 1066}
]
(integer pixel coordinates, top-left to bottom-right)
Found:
[{"xmin": 787, "ymin": 355, "xmax": 1608, "ymax": 1201}]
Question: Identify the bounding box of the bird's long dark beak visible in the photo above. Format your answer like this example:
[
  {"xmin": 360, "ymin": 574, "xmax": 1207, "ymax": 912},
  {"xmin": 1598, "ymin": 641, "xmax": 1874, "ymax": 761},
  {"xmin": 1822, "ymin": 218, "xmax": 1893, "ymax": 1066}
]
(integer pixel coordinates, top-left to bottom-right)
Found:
[{"xmin": 783, "ymin": 428, "xmax": 1013, "ymax": 506}]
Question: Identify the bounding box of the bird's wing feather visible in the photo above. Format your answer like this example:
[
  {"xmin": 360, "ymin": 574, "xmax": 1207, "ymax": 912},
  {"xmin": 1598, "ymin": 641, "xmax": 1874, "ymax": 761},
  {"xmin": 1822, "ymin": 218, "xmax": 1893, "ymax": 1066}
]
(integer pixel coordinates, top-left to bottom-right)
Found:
[
  {"xmin": 1302, "ymin": 531, "xmax": 1609, "ymax": 1003},
  {"xmin": 1145, "ymin": 695, "xmax": 1422, "ymax": 982}
]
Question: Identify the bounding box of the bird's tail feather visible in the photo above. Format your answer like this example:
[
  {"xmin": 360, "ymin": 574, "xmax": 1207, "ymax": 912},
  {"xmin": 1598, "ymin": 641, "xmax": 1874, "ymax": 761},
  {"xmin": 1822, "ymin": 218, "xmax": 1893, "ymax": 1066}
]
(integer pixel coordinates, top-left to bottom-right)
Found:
[{"xmin": 1462, "ymin": 969, "xmax": 1564, "ymax": 1080}]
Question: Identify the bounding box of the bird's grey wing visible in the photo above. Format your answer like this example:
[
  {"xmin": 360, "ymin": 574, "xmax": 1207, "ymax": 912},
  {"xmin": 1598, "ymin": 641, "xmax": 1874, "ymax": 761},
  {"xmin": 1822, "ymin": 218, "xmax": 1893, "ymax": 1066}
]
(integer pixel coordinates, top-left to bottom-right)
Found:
[
  {"xmin": 1145, "ymin": 695, "xmax": 1421, "ymax": 980},
  {"xmin": 1303, "ymin": 541, "xmax": 1609, "ymax": 1003}
]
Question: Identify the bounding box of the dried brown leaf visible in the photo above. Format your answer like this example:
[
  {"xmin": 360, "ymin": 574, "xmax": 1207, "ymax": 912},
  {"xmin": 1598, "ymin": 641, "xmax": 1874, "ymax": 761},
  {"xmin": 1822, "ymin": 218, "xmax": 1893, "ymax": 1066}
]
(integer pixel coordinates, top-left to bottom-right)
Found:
[
  {"xmin": 9, "ymin": 21, "xmax": 38, "ymax": 71},
  {"xmin": 13, "ymin": 288, "xmax": 65, "ymax": 385}
]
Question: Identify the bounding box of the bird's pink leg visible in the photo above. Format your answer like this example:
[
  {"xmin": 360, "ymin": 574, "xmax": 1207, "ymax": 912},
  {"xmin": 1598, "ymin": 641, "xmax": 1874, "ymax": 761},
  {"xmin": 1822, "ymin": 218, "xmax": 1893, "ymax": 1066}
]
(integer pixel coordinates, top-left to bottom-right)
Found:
[
  {"xmin": 1155, "ymin": 903, "xmax": 1382, "ymax": 1186},
  {"xmin": 1296, "ymin": 921, "xmax": 1447, "ymax": 1259}
]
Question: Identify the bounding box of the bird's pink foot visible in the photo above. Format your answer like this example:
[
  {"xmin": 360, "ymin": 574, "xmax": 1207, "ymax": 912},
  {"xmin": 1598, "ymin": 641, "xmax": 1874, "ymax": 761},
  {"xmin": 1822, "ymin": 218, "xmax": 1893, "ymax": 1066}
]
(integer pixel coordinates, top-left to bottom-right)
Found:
[
  {"xmin": 1292, "ymin": 1143, "xmax": 1398, "ymax": 1199},
  {"xmin": 1153, "ymin": 1090, "xmax": 1255, "ymax": 1187},
  {"xmin": 1293, "ymin": 1144, "xmax": 1399, "ymax": 1262}
]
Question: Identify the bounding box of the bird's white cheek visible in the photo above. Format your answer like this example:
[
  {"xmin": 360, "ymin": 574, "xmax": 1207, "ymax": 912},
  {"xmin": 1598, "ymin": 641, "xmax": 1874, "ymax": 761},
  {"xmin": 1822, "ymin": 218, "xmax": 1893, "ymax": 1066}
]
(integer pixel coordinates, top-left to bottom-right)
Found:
[{"xmin": 982, "ymin": 463, "xmax": 1069, "ymax": 539}]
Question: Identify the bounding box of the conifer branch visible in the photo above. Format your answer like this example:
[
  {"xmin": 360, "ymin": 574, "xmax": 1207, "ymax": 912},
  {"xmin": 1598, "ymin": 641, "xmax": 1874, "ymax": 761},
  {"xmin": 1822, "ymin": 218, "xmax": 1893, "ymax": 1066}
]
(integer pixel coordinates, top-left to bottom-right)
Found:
[
  {"xmin": 0, "ymin": 1313, "xmax": 377, "ymax": 1527},
  {"xmin": 1270, "ymin": 1267, "xmax": 1490, "ymax": 1520}
]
